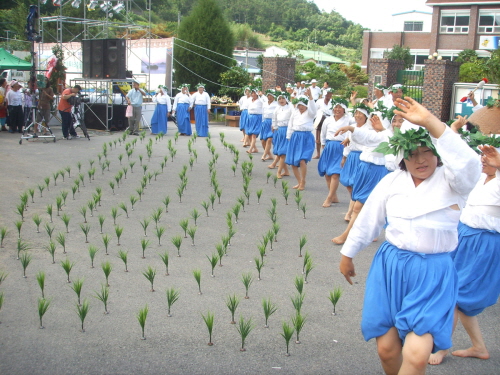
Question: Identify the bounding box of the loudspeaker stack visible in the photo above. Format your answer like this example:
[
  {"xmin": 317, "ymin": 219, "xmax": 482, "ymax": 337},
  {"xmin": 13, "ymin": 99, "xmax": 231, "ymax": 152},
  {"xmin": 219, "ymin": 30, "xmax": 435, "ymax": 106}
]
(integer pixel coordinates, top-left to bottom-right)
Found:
[{"xmin": 82, "ymin": 39, "xmax": 127, "ymax": 79}]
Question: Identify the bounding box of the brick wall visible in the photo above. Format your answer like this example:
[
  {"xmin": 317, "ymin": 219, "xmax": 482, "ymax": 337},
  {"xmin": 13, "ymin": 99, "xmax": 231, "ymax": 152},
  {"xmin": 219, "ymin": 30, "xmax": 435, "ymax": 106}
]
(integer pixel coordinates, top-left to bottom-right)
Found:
[
  {"xmin": 262, "ymin": 57, "xmax": 296, "ymax": 92},
  {"xmin": 422, "ymin": 59, "xmax": 460, "ymax": 121},
  {"xmin": 367, "ymin": 58, "xmax": 405, "ymax": 100}
]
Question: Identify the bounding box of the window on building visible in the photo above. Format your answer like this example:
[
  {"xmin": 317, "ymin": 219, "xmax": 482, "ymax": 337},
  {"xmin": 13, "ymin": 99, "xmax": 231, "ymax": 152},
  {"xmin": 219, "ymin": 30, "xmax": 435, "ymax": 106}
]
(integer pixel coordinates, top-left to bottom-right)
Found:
[
  {"xmin": 440, "ymin": 11, "xmax": 469, "ymax": 33},
  {"xmin": 404, "ymin": 21, "xmax": 424, "ymax": 31},
  {"xmin": 478, "ymin": 11, "xmax": 500, "ymax": 33}
]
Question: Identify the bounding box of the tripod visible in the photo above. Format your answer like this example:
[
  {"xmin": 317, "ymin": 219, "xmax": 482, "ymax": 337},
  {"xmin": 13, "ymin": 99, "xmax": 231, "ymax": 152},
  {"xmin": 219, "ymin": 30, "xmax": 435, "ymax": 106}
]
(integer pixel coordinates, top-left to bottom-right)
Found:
[{"xmin": 71, "ymin": 97, "xmax": 90, "ymax": 140}]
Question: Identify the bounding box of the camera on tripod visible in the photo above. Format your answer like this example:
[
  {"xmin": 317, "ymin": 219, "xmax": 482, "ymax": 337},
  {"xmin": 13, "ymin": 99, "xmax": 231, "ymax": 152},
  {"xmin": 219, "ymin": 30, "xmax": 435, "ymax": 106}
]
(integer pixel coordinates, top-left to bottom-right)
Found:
[{"xmin": 68, "ymin": 93, "xmax": 90, "ymax": 106}]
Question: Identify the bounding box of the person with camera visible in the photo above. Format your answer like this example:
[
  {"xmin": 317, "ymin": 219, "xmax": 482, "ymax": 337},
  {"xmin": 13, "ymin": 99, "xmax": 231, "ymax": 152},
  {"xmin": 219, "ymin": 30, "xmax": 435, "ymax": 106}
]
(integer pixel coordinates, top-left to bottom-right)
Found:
[
  {"xmin": 58, "ymin": 84, "xmax": 81, "ymax": 140},
  {"xmin": 36, "ymin": 78, "xmax": 54, "ymax": 134}
]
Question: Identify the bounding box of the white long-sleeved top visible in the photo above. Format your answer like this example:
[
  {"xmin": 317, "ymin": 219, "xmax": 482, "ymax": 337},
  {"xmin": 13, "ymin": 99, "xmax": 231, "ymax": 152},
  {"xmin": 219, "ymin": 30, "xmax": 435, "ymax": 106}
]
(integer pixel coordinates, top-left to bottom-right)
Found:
[
  {"xmin": 286, "ymin": 103, "xmax": 317, "ymax": 139},
  {"xmin": 263, "ymin": 100, "xmax": 278, "ymax": 119},
  {"xmin": 315, "ymin": 98, "xmax": 333, "ymax": 118},
  {"xmin": 6, "ymin": 90, "xmax": 23, "ymax": 106},
  {"xmin": 342, "ymin": 121, "xmax": 373, "ymax": 157},
  {"xmin": 351, "ymin": 126, "xmax": 391, "ymax": 166},
  {"xmin": 238, "ymin": 95, "xmax": 250, "ymax": 110},
  {"xmin": 310, "ymin": 86, "xmax": 321, "ymax": 100},
  {"xmin": 172, "ymin": 92, "xmax": 191, "ymax": 111},
  {"xmin": 248, "ymin": 97, "xmax": 264, "ymax": 115},
  {"xmin": 341, "ymin": 126, "xmax": 481, "ymax": 258},
  {"xmin": 153, "ymin": 93, "xmax": 171, "ymax": 111},
  {"xmin": 272, "ymin": 103, "xmax": 293, "ymax": 129},
  {"xmin": 461, "ymin": 170, "xmax": 500, "ymax": 232},
  {"xmin": 320, "ymin": 114, "xmax": 353, "ymax": 145},
  {"xmin": 189, "ymin": 91, "xmax": 211, "ymax": 109}
]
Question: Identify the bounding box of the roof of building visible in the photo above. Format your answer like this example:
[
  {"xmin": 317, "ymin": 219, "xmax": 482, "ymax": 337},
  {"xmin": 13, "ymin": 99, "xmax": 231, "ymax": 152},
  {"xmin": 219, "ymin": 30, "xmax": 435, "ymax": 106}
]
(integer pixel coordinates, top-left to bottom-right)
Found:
[
  {"xmin": 426, "ymin": 0, "xmax": 500, "ymax": 5},
  {"xmin": 297, "ymin": 50, "xmax": 346, "ymax": 64},
  {"xmin": 392, "ymin": 10, "xmax": 433, "ymax": 15}
]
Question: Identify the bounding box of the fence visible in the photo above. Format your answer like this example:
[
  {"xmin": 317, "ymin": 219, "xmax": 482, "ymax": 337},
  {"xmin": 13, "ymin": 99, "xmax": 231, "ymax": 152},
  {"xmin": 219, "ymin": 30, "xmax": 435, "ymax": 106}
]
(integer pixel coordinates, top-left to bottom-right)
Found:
[{"xmin": 396, "ymin": 70, "xmax": 424, "ymax": 103}]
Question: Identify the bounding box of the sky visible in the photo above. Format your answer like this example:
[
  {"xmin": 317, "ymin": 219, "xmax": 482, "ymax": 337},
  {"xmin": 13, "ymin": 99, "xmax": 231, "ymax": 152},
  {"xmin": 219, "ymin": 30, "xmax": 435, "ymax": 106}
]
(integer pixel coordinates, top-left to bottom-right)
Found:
[{"xmin": 312, "ymin": 0, "xmax": 431, "ymax": 30}]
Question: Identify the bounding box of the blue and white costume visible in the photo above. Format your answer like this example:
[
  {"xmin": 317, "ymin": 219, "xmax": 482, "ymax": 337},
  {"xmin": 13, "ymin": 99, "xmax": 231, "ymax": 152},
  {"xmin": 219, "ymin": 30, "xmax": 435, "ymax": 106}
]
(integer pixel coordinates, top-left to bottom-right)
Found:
[
  {"xmin": 189, "ymin": 88, "xmax": 211, "ymax": 137},
  {"xmin": 151, "ymin": 88, "xmax": 171, "ymax": 135},
  {"xmin": 173, "ymin": 90, "xmax": 191, "ymax": 135},
  {"xmin": 285, "ymin": 98, "xmax": 317, "ymax": 167},
  {"xmin": 339, "ymin": 118, "xmax": 371, "ymax": 188},
  {"xmin": 238, "ymin": 94, "xmax": 250, "ymax": 132},
  {"xmin": 271, "ymin": 101, "xmax": 293, "ymax": 156},
  {"xmin": 260, "ymin": 98, "xmax": 278, "ymax": 141},
  {"xmin": 452, "ymin": 169, "xmax": 500, "ymax": 316},
  {"xmin": 341, "ymin": 127, "xmax": 481, "ymax": 352},
  {"xmin": 246, "ymin": 95, "xmax": 264, "ymax": 136}
]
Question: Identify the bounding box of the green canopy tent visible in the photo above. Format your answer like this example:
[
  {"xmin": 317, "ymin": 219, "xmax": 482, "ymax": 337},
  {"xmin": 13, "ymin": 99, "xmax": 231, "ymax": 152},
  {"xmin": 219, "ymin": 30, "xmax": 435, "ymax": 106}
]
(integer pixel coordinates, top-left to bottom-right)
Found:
[{"xmin": 0, "ymin": 48, "xmax": 32, "ymax": 71}]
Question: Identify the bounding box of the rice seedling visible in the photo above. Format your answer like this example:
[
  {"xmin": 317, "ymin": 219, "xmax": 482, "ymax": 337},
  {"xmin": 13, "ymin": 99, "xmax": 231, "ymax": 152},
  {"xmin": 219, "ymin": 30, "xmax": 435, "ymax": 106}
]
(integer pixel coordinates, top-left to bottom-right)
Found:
[
  {"xmin": 101, "ymin": 261, "xmax": 112, "ymax": 287},
  {"xmin": 36, "ymin": 271, "xmax": 45, "ymax": 298},
  {"xmin": 292, "ymin": 274, "xmax": 305, "ymax": 294},
  {"xmin": 38, "ymin": 297, "xmax": 51, "ymax": 329},
  {"xmin": 281, "ymin": 320, "xmax": 295, "ymax": 356},
  {"xmin": 87, "ymin": 199, "xmax": 95, "ymax": 217},
  {"xmin": 20, "ymin": 251, "xmax": 33, "ymax": 278},
  {"xmin": 129, "ymin": 161, "xmax": 136, "ymax": 173},
  {"xmin": 165, "ymin": 287, "xmax": 180, "ymax": 317},
  {"xmin": 52, "ymin": 171, "xmax": 59, "ymax": 186},
  {"xmin": 78, "ymin": 206, "xmax": 87, "ymax": 224},
  {"xmin": 213, "ymin": 243, "xmax": 224, "ymax": 266},
  {"xmin": 190, "ymin": 209, "xmax": 201, "ymax": 226},
  {"xmin": 291, "ymin": 293, "xmax": 305, "ymax": 314},
  {"xmin": 254, "ymin": 257, "xmax": 264, "ymax": 280},
  {"xmin": 258, "ymin": 244, "xmax": 266, "ymax": 264},
  {"xmin": 236, "ymin": 315, "xmax": 254, "ymax": 352},
  {"xmin": 179, "ymin": 218, "xmax": 189, "ymax": 238},
  {"xmin": 138, "ymin": 218, "xmax": 150, "ymax": 238},
  {"xmin": 151, "ymin": 209, "xmax": 162, "ymax": 228},
  {"xmin": 32, "ymin": 214, "xmax": 42, "ymax": 233},
  {"xmin": 44, "ymin": 223, "xmax": 54, "ymax": 240},
  {"xmin": 272, "ymin": 175, "xmax": 278, "ymax": 188},
  {"xmin": 241, "ymin": 272, "xmax": 253, "ymax": 299},
  {"xmin": 300, "ymin": 250, "xmax": 311, "ymax": 273},
  {"xmin": 0, "ymin": 227, "xmax": 7, "ymax": 248},
  {"xmin": 89, "ymin": 159, "xmax": 95, "ymax": 167},
  {"xmin": 227, "ymin": 227, "xmax": 236, "ymax": 246},
  {"xmin": 109, "ymin": 181, "xmax": 115, "ymax": 195},
  {"xmin": 65, "ymin": 165, "xmax": 71, "ymax": 177},
  {"xmin": 70, "ymin": 278, "xmax": 84, "ymax": 305},
  {"xmin": 328, "ymin": 287, "xmax": 343, "ymax": 316},
  {"xmin": 153, "ymin": 251, "xmax": 169, "ymax": 278},
  {"xmin": 80, "ymin": 224, "xmax": 91, "ymax": 243},
  {"xmin": 38, "ymin": 184, "xmax": 45, "ymax": 198},
  {"xmin": 139, "ymin": 238, "xmax": 151, "ymax": 259},
  {"xmin": 216, "ymin": 188, "xmax": 222, "ymax": 204},
  {"xmin": 42, "ymin": 238, "xmax": 57, "ymax": 264},
  {"xmin": 226, "ymin": 294, "xmax": 240, "ymax": 324},
  {"xmin": 231, "ymin": 164, "xmax": 236, "ymax": 176},
  {"xmin": 296, "ymin": 234, "xmax": 307, "ymax": 258},
  {"xmin": 16, "ymin": 238, "xmax": 30, "ymax": 260},
  {"xmin": 155, "ymin": 226, "xmax": 166, "ymax": 246},
  {"xmin": 209, "ymin": 193, "xmax": 216, "ymax": 210},
  {"xmin": 304, "ymin": 258, "xmax": 315, "ymax": 283},
  {"xmin": 162, "ymin": 196, "xmax": 171, "ymax": 213},
  {"xmin": 244, "ymin": 190, "xmax": 250, "ymax": 205},
  {"xmin": 176, "ymin": 186, "xmax": 184, "ymax": 203},
  {"xmin": 237, "ymin": 196, "xmax": 245, "ymax": 212},
  {"xmin": 143, "ymin": 266, "xmax": 156, "ymax": 292},
  {"xmin": 260, "ymin": 298, "xmax": 278, "ymax": 329},
  {"xmin": 76, "ymin": 299, "xmax": 90, "ymax": 332},
  {"xmin": 118, "ymin": 203, "xmax": 129, "ymax": 219},
  {"xmin": 200, "ymin": 201, "xmax": 210, "ymax": 218},
  {"xmin": 56, "ymin": 232, "xmax": 66, "ymax": 256},
  {"xmin": 135, "ymin": 187, "xmax": 144, "ymax": 202},
  {"xmin": 187, "ymin": 226, "xmax": 197, "ymax": 246},
  {"xmin": 59, "ymin": 213, "xmax": 71, "ymax": 233},
  {"xmin": 111, "ymin": 207, "xmax": 120, "ymax": 225},
  {"xmin": 117, "ymin": 249, "xmax": 128, "ymax": 272},
  {"xmin": 201, "ymin": 310, "xmax": 214, "ymax": 346},
  {"xmin": 232, "ymin": 204, "xmax": 241, "ymax": 224},
  {"xmin": 74, "ymin": 179, "xmax": 81, "ymax": 193},
  {"xmin": 28, "ymin": 188, "xmax": 35, "ymax": 203},
  {"xmin": 95, "ymin": 284, "xmax": 110, "ymax": 314},
  {"xmin": 193, "ymin": 269, "xmax": 202, "ymax": 294},
  {"xmin": 13, "ymin": 220, "xmax": 22, "ymax": 240},
  {"xmin": 87, "ymin": 245, "xmax": 98, "ymax": 268},
  {"xmin": 282, "ymin": 189, "xmax": 289, "ymax": 205},
  {"xmin": 118, "ymin": 153, "xmax": 123, "ymax": 165},
  {"xmin": 44, "ymin": 176, "xmax": 51, "ymax": 190},
  {"xmin": 70, "ymin": 185, "xmax": 77, "ymax": 200},
  {"xmin": 292, "ymin": 313, "xmax": 306, "ymax": 344},
  {"xmin": 78, "ymin": 173, "xmax": 85, "ymax": 187}
]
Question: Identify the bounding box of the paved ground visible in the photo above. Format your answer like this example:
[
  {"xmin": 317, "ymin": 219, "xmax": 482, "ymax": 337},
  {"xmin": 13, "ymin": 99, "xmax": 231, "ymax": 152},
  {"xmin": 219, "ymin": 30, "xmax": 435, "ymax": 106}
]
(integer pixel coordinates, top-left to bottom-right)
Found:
[{"xmin": 0, "ymin": 122, "xmax": 498, "ymax": 375}]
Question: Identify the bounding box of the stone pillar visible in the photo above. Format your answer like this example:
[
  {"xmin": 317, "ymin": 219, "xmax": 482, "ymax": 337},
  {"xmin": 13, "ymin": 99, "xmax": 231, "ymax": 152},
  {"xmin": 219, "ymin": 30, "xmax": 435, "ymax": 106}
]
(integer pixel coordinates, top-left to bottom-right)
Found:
[
  {"xmin": 262, "ymin": 57, "xmax": 295, "ymax": 92},
  {"xmin": 422, "ymin": 59, "xmax": 460, "ymax": 121},
  {"xmin": 367, "ymin": 58, "xmax": 405, "ymax": 100}
]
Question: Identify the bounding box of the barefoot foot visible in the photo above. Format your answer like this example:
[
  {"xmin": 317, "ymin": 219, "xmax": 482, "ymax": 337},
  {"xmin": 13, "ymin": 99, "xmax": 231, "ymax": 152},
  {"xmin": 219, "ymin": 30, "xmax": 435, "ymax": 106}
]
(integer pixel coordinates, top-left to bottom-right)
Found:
[
  {"xmin": 331, "ymin": 236, "xmax": 346, "ymax": 245},
  {"xmin": 312, "ymin": 155, "xmax": 320, "ymax": 159},
  {"xmin": 322, "ymin": 199, "xmax": 332, "ymax": 208},
  {"xmin": 452, "ymin": 347, "xmax": 490, "ymax": 360},
  {"xmin": 292, "ymin": 184, "xmax": 299, "ymax": 189},
  {"xmin": 429, "ymin": 350, "xmax": 449, "ymax": 365}
]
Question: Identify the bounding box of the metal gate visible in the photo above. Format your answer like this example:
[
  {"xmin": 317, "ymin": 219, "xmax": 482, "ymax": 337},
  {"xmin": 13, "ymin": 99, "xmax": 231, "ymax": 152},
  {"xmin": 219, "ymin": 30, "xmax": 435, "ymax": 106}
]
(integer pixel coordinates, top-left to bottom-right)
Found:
[{"xmin": 396, "ymin": 70, "xmax": 424, "ymax": 103}]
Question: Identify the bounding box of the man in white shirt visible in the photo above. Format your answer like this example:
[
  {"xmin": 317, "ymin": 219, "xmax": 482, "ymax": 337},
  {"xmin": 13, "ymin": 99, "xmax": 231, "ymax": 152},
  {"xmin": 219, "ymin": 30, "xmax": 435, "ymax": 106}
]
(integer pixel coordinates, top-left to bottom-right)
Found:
[
  {"xmin": 126, "ymin": 80, "xmax": 146, "ymax": 135},
  {"xmin": 308, "ymin": 79, "xmax": 321, "ymax": 101}
]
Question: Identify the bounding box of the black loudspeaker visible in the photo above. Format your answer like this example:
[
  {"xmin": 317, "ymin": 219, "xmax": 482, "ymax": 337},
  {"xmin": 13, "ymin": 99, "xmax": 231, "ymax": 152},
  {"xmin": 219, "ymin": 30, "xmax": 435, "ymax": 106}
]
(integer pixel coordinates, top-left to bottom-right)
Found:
[
  {"xmin": 84, "ymin": 104, "xmax": 127, "ymax": 131},
  {"xmin": 82, "ymin": 39, "xmax": 126, "ymax": 79},
  {"xmin": 104, "ymin": 39, "xmax": 126, "ymax": 79}
]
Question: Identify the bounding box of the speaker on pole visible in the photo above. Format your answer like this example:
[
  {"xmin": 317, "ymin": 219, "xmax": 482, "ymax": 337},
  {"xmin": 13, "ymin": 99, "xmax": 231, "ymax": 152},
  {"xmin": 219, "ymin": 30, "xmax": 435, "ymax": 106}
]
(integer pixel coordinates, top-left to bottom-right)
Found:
[{"xmin": 82, "ymin": 39, "xmax": 127, "ymax": 79}]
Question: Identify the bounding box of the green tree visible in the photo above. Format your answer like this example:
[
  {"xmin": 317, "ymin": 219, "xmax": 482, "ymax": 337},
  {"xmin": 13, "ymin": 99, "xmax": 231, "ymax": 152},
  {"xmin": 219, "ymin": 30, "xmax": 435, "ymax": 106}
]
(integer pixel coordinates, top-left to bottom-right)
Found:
[
  {"xmin": 485, "ymin": 49, "xmax": 500, "ymax": 85},
  {"xmin": 459, "ymin": 61, "xmax": 487, "ymax": 83},
  {"xmin": 174, "ymin": 0, "xmax": 235, "ymax": 94},
  {"xmin": 218, "ymin": 66, "xmax": 251, "ymax": 100},
  {"xmin": 384, "ymin": 45, "xmax": 413, "ymax": 70}
]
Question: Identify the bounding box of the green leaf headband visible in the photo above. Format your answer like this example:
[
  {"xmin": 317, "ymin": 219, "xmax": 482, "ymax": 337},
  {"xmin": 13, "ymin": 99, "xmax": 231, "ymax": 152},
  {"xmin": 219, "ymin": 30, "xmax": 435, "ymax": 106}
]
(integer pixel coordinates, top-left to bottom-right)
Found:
[
  {"xmin": 375, "ymin": 83, "xmax": 387, "ymax": 91},
  {"xmin": 266, "ymin": 89, "xmax": 277, "ymax": 97},
  {"xmin": 486, "ymin": 97, "xmax": 500, "ymax": 108},
  {"xmin": 352, "ymin": 102, "xmax": 373, "ymax": 115},
  {"xmin": 158, "ymin": 85, "xmax": 168, "ymax": 91},
  {"xmin": 292, "ymin": 96, "xmax": 309, "ymax": 106},
  {"xmin": 330, "ymin": 97, "xmax": 349, "ymax": 109},
  {"xmin": 374, "ymin": 127, "xmax": 438, "ymax": 161},
  {"xmin": 180, "ymin": 83, "xmax": 190, "ymax": 90},
  {"xmin": 390, "ymin": 84, "xmax": 407, "ymax": 94},
  {"xmin": 196, "ymin": 83, "xmax": 206, "ymax": 89},
  {"xmin": 457, "ymin": 127, "xmax": 500, "ymax": 154},
  {"xmin": 277, "ymin": 91, "xmax": 290, "ymax": 101},
  {"xmin": 380, "ymin": 105, "xmax": 398, "ymax": 121}
]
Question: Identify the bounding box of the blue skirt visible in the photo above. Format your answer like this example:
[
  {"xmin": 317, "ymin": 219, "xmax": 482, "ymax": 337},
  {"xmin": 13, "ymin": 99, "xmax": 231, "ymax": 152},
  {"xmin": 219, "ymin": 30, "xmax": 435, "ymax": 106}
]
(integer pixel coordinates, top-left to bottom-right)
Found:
[
  {"xmin": 285, "ymin": 131, "xmax": 315, "ymax": 167},
  {"xmin": 352, "ymin": 161, "xmax": 388, "ymax": 204},
  {"xmin": 340, "ymin": 151, "xmax": 361, "ymax": 188},
  {"xmin": 246, "ymin": 114, "xmax": 262, "ymax": 136},
  {"xmin": 240, "ymin": 109, "xmax": 248, "ymax": 131},
  {"xmin": 272, "ymin": 127, "xmax": 288, "ymax": 156},
  {"xmin": 451, "ymin": 222, "xmax": 500, "ymax": 317},
  {"xmin": 317, "ymin": 140, "xmax": 343, "ymax": 177},
  {"xmin": 177, "ymin": 103, "xmax": 192, "ymax": 135},
  {"xmin": 259, "ymin": 118, "xmax": 273, "ymax": 140},
  {"xmin": 194, "ymin": 105, "xmax": 209, "ymax": 137},
  {"xmin": 151, "ymin": 104, "xmax": 168, "ymax": 135},
  {"xmin": 362, "ymin": 242, "xmax": 457, "ymax": 352}
]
